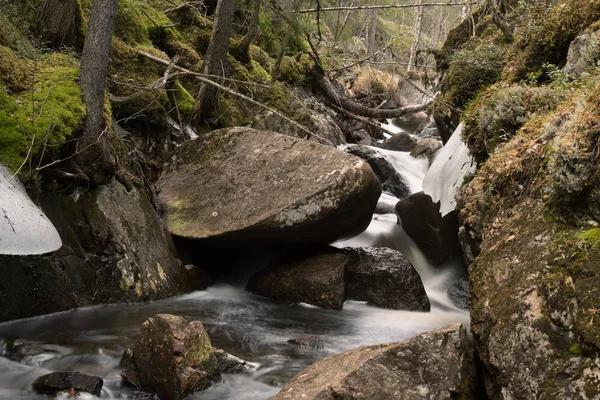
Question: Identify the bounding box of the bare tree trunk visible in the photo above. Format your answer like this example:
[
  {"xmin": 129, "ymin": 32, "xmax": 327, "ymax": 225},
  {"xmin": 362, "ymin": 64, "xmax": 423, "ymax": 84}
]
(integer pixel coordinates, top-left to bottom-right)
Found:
[
  {"xmin": 488, "ymin": 0, "xmax": 513, "ymax": 42},
  {"xmin": 272, "ymin": 28, "xmax": 292, "ymax": 79},
  {"xmin": 239, "ymin": 0, "xmax": 261, "ymax": 57},
  {"xmin": 194, "ymin": 0, "xmax": 237, "ymax": 122},
  {"xmin": 408, "ymin": 0, "xmax": 424, "ymax": 71},
  {"xmin": 75, "ymin": 0, "xmax": 118, "ymax": 184},
  {"xmin": 365, "ymin": 8, "xmax": 378, "ymax": 56}
]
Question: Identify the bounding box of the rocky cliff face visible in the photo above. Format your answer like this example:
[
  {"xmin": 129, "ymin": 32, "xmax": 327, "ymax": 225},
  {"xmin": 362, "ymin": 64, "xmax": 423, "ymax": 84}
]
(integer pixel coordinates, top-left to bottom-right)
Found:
[{"xmin": 439, "ymin": 1, "xmax": 600, "ymax": 398}]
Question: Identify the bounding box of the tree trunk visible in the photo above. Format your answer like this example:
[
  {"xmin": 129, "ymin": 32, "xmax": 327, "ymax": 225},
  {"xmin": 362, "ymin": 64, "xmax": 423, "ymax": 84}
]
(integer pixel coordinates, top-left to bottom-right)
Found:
[
  {"xmin": 272, "ymin": 28, "xmax": 292, "ymax": 79},
  {"xmin": 488, "ymin": 0, "xmax": 513, "ymax": 42},
  {"xmin": 318, "ymin": 76, "xmax": 433, "ymax": 119},
  {"xmin": 193, "ymin": 0, "xmax": 237, "ymax": 122},
  {"xmin": 36, "ymin": 0, "xmax": 84, "ymax": 49},
  {"xmin": 239, "ymin": 0, "xmax": 261, "ymax": 57},
  {"xmin": 408, "ymin": 0, "xmax": 424, "ymax": 71},
  {"xmin": 365, "ymin": 8, "xmax": 378, "ymax": 56},
  {"xmin": 75, "ymin": 0, "xmax": 118, "ymax": 184}
]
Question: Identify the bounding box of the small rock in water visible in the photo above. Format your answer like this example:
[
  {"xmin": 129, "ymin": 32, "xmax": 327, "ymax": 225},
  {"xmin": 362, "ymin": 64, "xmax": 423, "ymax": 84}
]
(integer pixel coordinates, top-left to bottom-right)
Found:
[
  {"xmin": 287, "ymin": 336, "xmax": 325, "ymax": 349},
  {"xmin": 213, "ymin": 348, "xmax": 251, "ymax": 374},
  {"xmin": 32, "ymin": 371, "xmax": 103, "ymax": 396},
  {"xmin": 120, "ymin": 347, "xmax": 140, "ymax": 389},
  {"xmin": 448, "ymin": 278, "xmax": 469, "ymax": 310}
]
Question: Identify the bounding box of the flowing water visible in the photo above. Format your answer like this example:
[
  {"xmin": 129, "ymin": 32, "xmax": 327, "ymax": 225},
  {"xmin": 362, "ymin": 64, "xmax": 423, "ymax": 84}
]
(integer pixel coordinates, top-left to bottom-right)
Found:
[{"xmin": 0, "ymin": 123, "xmax": 469, "ymax": 399}]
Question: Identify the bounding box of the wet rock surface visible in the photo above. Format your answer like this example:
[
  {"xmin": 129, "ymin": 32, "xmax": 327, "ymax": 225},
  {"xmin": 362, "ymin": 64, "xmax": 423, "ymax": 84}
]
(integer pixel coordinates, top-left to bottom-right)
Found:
[
  {"xmin": 157, "ymin": 127, "xmax": 381, "ymax": 247},
  {"xmin": 0, "ymin": 180, "xmax": 193, "ymax": 323},
  {"xmin": 345, "ymin": 144, "xmax": 410, "ymax": 199},
  {"xmin": 395, "ymin": 192, "xmax": 456, "ymax": 265},
  {"xmin": 410, "ymin": 138, "xmax": 442, "ymax": 163},
  {"xmin": 32, "ymin": 371, "xmax": 103, "ymax": 396},
  {"xmin": 448, "ymin": 278, "xmax": 469, "ymax": 310},
  {"xmin": 126, "ymin": 314, "xmax": 220, "ymax": 400},
  {"xmin": 345, "ymin": 247, "xmax": 430, "ymax": 311},
  {"xmin": 213, "ymin": 349, "xmax": 251, "ymax": 374},
  {"xmin": 246, "ymin": 251, "xmax": 348, "ymax": 310},
  {"xmin": 376, "ymin": 131, "xmax": 416, "ymax": 152},
  {"xmin": 287, "ymin": 336, "xmax": 325, "ymax": 349},
  {"xmin": 270, "ymin": 323, "xmax": 478, "ymax": 400}
]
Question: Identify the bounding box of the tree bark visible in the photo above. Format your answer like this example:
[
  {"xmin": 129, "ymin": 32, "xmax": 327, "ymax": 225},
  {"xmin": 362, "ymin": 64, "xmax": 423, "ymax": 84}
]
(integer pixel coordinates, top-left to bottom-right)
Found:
[
  {"xmin": 36, "ymin": 0, "xmax": 84, "ymax": 49},
  {"xmin": 318, "ymin": 76, "xmax": 433, "ymax": 119},
  {"xmin": 365, "ymin": 8, "xmax": 378, "ymax": 56},
  {"xmin": 488, "ymin": 0, "xmax": 513, "ymax": 42},
  {"xmin": 407, "ymin": 0, "xmax": 424, "ymax": 71},
  {"xmin": 239, "ymin": 0, "xmax": 261, "ymax": 57},
  {"xmin": 193, "ymin": 0, "xmax": 237, "ymax": 122},
  {"xmin": 75, "ymin": 0, "xmax": 118, "ymax": 184}
]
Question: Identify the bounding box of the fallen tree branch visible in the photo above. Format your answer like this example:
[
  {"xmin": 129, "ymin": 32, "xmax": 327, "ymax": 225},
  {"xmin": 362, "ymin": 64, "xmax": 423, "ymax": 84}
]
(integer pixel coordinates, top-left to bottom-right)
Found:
[
  {"xmin": 299, "ymin": 1, "xmax": 478, "ymax": 13},
  {"xmin": 138, "ymin": 51, "xmax": 334, "ymax": 145},
  {"xmin": 327, "ymin": 102, "xmax": 397, "ymax": 137},
  {"xmin": 318, "ymin": 75, "xmax": 434, "ymax": 119},
  {"xmin": 329, "ymin": 45, "xmax": 391, "ymax": 74}
]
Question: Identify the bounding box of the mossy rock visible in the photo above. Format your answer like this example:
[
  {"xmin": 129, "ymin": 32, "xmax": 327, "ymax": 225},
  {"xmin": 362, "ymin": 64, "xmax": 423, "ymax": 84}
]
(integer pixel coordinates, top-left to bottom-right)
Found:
[
  {"xmin": 0, "ymin": 45, "xmax": 33, "ymax": 93},
  {"xmin": 0, "ymin": 52, "xmax": 85, "ymax": 172},
  {"xmin": 462, "ymin": 84, "xmax": 564, "ymax": 162}
]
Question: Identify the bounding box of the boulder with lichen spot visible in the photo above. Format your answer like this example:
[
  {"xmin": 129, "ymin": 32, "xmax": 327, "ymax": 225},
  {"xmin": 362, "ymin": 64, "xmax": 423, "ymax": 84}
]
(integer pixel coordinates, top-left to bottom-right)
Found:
[{"xmin": 157, "ymin": 127, "xmax": 381, "ymax": 247}]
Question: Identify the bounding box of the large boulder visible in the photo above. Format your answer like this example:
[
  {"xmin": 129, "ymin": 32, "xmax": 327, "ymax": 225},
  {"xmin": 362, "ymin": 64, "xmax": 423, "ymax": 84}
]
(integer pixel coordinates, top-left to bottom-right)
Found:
[
  {"xmin": 0, "ymin": 180, "xmax": 194, "ymax": 322},
  {"xmin": 564, "ymin": 29, "xmax": 600, "ymax": 79},
  {"xmin": 246, "ymin": 251, "xmax": 348, "ymax": 310},
  {"xmin": 395, "ymin": 192, "xmax": 459, "ymax": 265},
  {"xmin": 270, "ymin": 323, "xmax": 478, "ymax": 400},
  {"xmin": 0, "ymin": 164, "xmax": 61, "ymax": 255},
  {"xmin": 410, "ymin": 138, "xmax": 442, "ymax": 163},
  {"xmin": 345, "ymin": 247, "xmax": 430, "ymax": 311},
  {"xmin": 345, "ymin": 145, "xmax": 410, "ymax": 199},
  {"xmin": 157, "ymin": 127, "xmax": 381, "ymax": 247},
  {"xmin": 376, "ymin": 132, "xmax": 416, "ymax": 152},
  {"xmin": 126, "ymin": 314, "xmax": 220, "ymax": 400}
]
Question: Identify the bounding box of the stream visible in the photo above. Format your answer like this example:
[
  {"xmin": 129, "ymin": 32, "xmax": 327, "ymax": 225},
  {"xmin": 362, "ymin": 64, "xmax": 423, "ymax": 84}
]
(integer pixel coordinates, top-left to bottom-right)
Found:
[{"xmin": 0, "ymin": 123, "xmax": 469, "ymax": 400}]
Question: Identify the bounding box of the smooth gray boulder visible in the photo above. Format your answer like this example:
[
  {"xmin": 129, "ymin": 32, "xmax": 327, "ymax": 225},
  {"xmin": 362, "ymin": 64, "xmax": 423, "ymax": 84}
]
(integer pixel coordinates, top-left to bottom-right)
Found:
[
  {"xmin": 158, "ymin": 127, "xmax": 381, "ymax": 246},
  {"xmin": 0, "ymin": 164, "xmax": 61, "ymax": 255},
  {"xmin": 270, "ymin": 323, "xmax": 478, "ymax": 400},
  {"xmin": 376, "ymin": 132, "xmax": 416, "ymax": 152}
]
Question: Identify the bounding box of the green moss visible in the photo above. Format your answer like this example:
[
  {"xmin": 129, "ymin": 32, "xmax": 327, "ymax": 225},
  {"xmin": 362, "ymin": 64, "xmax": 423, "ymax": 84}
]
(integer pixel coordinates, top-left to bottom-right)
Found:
[
  {"xmin": 578, "ymin": 228, "xmax": 600, "ymax": 246},
  {"xmin": 0, "ymin": 52, "xmax": 85, "ymax": 172},
  {"xmin": 172, "ymin": 81, "xmax": 195, "ymax": 116},
  {"xmin": 0, "ymin": 45, "xmax": 33, "ymax": 93},
  {"xmin": 277, "ymin": 54, "xmax": 314, "ymax": 84},
  {"xmin": 569, "ymin": 343, "xmax": 582, "ymax": 356}
]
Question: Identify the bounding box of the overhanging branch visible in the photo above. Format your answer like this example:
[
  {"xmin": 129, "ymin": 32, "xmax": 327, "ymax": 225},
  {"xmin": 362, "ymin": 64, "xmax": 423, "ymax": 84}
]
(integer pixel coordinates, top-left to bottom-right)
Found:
[{"xmin": 298, "ymin": 1, "xmax": 479, "ymax": 13}]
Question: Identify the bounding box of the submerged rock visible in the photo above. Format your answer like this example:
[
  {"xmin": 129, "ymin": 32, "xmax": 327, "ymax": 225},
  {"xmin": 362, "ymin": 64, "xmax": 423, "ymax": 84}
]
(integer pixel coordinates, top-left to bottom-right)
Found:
[
  {"xmin": 246, "ymin": 252, "xmax": 348, "ymax": 310},
  {"xmin": 157, "ymin": 127, "xmax": 381, "ymax": 247},
  {"xmin": 0, "ymin": 180, "xmax": 193, "ymax": 322},
  {"xmin": 345, "ymin": 144, "xmax": 410, "ymax": 199},
  {"xmin": 270, "ymin": 323, "xmax": 478, "ymax": 400},
  {"xmin": 129, "ymin": 314, "xmax": 220, "ymax": 400},
  {"xmin": 345, "ymin": 247, "xmax": 430, "ymax": 311},
  {"xmin": 287, "ymin": 336, "xmax": 325, "ymax": 350},
  {"xmin": 0, "ymin": 164, "xmax": 61, "ymax": 255},
  {"xmin": 32, "ymin": 371, "xmax": 103, "ymax": 396},
  {"xmin": 376, "ymin": 131, "xmax": 416, "ymax": 152}
]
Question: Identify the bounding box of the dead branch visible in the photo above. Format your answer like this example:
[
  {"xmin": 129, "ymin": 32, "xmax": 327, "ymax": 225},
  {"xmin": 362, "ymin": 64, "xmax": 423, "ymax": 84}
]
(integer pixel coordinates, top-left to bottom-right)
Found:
[
  {"xmin": 329, "ymin": 45, "xmax": 391, "ymax": 74},
  {"xmin": 298, "ymin": 1, "xmax": 479, "ymax": 13},
  {"xmin": 138, "ymin": 51, "xmax": 334, "ymax": 145},
  {"xmin": 318, "ymin": 75, "xmax": 434, "ymax": 119}
]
